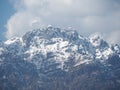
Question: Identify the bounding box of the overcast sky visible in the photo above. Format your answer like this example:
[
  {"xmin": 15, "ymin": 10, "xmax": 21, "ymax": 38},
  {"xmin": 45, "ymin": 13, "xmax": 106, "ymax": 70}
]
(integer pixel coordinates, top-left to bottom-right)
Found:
[{"xmin": 0, "ymin": 0, "xmax": 120, "ymax": 44}]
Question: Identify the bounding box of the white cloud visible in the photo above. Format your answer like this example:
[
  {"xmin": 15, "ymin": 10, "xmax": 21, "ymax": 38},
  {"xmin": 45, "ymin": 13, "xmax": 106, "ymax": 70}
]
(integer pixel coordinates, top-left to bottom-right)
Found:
[
  {"xmin": 106, "ymin": 30, "xmax": 120, "ymax": 44},
  {"xmin": 6, "ymin": 0, "xmax": 120, "ymax": 44}
]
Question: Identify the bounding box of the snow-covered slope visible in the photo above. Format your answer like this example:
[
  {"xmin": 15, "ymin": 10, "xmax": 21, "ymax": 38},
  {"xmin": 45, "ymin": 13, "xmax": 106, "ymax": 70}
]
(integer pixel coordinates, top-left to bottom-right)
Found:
[
  {"xmin": 0, "ymin": 26, "xmax": 120, "ymax": 90},
  {"xmin": 1, "ymin": 26, "xmax": 119, "ymax": 70}
]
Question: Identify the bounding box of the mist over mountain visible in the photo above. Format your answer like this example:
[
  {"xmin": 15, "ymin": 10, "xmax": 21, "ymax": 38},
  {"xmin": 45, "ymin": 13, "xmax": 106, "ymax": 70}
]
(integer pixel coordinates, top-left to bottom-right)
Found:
[{"xmin": 0, "ymin": 26, "xmax": 120, "ymax": 90}]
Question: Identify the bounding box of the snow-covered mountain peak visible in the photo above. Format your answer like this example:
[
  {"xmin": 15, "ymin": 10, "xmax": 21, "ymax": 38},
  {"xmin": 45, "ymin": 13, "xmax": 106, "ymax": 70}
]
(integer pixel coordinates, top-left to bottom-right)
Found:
[
  {"xmin": 89, "ymin": 33, "xmax": 103, "ymax": 47},
  {"xmin": 89, "ymin": 33, "xmax": 109, "ymax": 50},
  {"xmin": 20, "ymin": 27, "xmax": 96, "ymax": 69},
  {"xmin": 111, "ymin": 44, "xmax": 120, "ymax": 54},
  {"xmin": 1, "ymin": 26, "xmax": 120, "ymax": 70},
  {"xmin": 22, "ymin": 26, "xmax": 82, "ymax": 48},
  {"xmin": 5, "ymin": 37, "xmax": 23, "ymax": 45},
  {"xmin": 0, "ymin": 26, "xmax": 120, "ymax": 90},
  {"xmin": 4, "ymin": 37, "xmax": 24, "ymax": 55}
]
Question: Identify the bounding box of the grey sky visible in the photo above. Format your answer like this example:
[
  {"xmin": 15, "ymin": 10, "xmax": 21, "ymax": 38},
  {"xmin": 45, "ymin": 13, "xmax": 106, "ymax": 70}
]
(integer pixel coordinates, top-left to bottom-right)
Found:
[{"xmin": 5, "ymin": 0, "xmax": 120, "ymax": 44}]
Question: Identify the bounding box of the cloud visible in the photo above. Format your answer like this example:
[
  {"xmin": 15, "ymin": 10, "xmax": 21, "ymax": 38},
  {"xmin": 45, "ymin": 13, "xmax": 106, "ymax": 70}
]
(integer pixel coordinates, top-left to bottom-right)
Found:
[
  {"xmin": 6, "ymin": 0, "xmax": 120, "ymax": 44},
  {"xmin": 106, "ymin": 30, "xmax": 120, "ymax": 44},
  {"xmin": 6, "ymin": 11, "xmax": 42, "ymax": 38}
]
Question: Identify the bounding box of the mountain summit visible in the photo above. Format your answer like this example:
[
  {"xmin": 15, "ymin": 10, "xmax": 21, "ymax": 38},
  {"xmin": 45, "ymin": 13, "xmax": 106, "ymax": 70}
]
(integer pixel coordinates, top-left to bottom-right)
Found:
[{"xmin": 0, "ymin": 26, "xmax": 120, "ymax": 90}]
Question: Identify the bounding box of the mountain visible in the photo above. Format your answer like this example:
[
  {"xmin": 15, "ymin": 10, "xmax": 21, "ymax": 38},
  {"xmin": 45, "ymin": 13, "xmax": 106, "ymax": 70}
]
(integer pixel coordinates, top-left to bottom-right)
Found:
[{"xmin": 0, "ymin": 26, "xmax": 120, "ymax": 90}]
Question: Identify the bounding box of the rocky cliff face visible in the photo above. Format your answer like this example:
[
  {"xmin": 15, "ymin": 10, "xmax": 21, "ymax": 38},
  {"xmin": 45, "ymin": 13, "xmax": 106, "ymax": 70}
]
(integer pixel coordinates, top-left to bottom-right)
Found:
[{"xmin": 0, "ymin": 26, "xmax": 120, "ymax": 90}]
